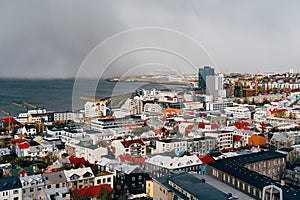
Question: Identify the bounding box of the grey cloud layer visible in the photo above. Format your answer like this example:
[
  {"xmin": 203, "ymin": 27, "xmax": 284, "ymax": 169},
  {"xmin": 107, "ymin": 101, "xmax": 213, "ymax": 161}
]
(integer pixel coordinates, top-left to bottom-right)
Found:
[{"xmin": 0, "ymin": 0, "xmax": 299, "ymax": 79}]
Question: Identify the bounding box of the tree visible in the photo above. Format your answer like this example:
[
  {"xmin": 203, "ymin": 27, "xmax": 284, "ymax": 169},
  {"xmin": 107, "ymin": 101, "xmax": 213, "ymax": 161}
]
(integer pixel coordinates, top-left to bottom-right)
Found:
[
  {"xmin": 42, "ymin": 152, "xmax": 58, "ymax": 164},
  {"xmin": 97, "ymin": 186, "xmax": 113, "ymax": 200}
]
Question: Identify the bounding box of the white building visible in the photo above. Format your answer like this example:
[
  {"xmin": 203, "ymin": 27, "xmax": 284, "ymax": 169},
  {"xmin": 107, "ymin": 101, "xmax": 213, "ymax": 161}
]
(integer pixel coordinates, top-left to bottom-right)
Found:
[
  {"xmin": 143, "ymin": 103, "xmax": 162, "ymax": 113},
  {"xmin": 145, "ymin": 155, "xmax": 202, "ymax": 178},
  {"xmin": 225, "ymin": 106, "xmax": 252, "ymax": 119},
  {"xmin": 113, "ymin": 139, "xmax": 147, "ymax": 158},
  {"xmin": 94, "ymin": 171, "xmax": 114, "ymax": 189},
  {"xmin": 63, "ymin": 167, "xmax": 95, "ymax": 190},
  {"xmin": 205, "ymin": 101, "xmax": 233, "ymax": 111},
  {"xmin": 75, "ymin": 141, "xmax": 108, "ymax": 163},
  {"xmin": 87, "ymin": 128, "xmax": 132, "ymax": 145},
  {"xmin": 54, "ymin": 111, "xmax": 77, "ymax": 122},
  {"xmin": 205, "ymin": 130, "xmax": 233, "ymax": 150},
  {"xmin": 19, "ymin": 174, "xmax": 44, "ymax": 199},
  {"xmin": 91, "ymin": 118, "xmax": 143, "ymax": 131},
  {"xmin": 129, "ymin": 97, "xmax": 143, "ymax": 115},
  {"xmin": 84, "ymin": 101, "xmax": 107, "ymax": 118},
  {"xmin": 206, "ymin": 74, "xmax": 226, "ymax": 98},
  {"xmin": 154, "ymin": 137, "xmax": 217, "ymax": 155}
]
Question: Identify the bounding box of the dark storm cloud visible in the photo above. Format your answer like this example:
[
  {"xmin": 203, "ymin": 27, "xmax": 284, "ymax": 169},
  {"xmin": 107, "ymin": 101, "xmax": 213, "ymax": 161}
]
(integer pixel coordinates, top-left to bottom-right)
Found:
[{"xmin": 0, "ymin": 0, "xmax": 300, "ymax": 79}]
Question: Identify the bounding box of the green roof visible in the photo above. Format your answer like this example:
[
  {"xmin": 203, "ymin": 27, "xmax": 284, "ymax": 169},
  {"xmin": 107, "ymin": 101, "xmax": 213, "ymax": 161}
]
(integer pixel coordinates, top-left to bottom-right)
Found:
[
  {"xmin": 77, "ymin": 141, "xmax": 98, "ymax": 150},
  {"xmin": 11, "ymin": 166, "xmax": 34, "ymax": 177}
]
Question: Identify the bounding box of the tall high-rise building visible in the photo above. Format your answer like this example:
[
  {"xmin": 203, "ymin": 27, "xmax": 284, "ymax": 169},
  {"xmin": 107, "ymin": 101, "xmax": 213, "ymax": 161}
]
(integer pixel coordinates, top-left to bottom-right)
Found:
[
  {"xmin": 198, "ymin": 66, "xmax": 215, "ymax": 89},
  {"xmin": 206, "ymin": 74, "xmax": 226, "ymax": 98}
]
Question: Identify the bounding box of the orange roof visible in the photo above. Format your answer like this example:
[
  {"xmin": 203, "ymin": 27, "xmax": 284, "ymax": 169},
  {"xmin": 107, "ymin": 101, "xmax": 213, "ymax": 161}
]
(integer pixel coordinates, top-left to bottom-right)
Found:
[
  {"xmin": 161, "ymin": 108, "xmax": 181, "ymax": 114},
  {"xmin": 248, "ymin": 134, "xmax": 266, "ymax": 147}
]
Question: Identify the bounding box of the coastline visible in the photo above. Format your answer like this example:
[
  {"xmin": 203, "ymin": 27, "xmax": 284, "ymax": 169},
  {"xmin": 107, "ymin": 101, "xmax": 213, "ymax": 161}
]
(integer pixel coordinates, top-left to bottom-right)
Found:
[{"xmin": 105, "ymin": 78, "xmax": 193, "ymax": 86}]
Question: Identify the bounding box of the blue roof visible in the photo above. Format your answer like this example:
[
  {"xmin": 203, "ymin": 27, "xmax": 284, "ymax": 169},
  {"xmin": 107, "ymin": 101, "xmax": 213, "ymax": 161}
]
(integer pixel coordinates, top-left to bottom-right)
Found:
[
  {"xmin": 0, "ymin": 148, "xmax": 11, "ymax": 155},
  {"xmin": 0, "ymin": 177, "xmax": 22, "ymax": 191}
]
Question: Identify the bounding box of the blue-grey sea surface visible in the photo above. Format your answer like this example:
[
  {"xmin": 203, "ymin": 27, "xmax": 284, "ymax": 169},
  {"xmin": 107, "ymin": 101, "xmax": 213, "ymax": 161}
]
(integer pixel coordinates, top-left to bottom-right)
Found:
[{"xmin": 0, "ymin": 79, "xmax": 186, "ymax": 117}]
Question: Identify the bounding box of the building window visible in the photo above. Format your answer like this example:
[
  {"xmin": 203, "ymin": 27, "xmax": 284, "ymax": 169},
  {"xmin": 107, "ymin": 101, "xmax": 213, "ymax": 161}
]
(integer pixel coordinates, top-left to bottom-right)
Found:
[
  {"xmin": 132, "ymin": 177, "xmax": 135, "ymax": 181},
  {"xmin": 139, "ymin": 175, "xmax": 142, "ymax": 180},
  {"xmin": 248, "ymin": 186, "xmax": 250, "ymax": 193},
  {"xmin": 13, "ymin": 190, "xmax": 18, "ymax": 194},
  {"xmin": 242, "ymin": 183, "xmax": 245, "ymax": 190},
  {"xmin": 237, "ymin": 181, "xmax": 240, "ymax": 188},
  {"xmin": 30, "ymin": 188, "xmax": 34, "ymax": 192},
  {"xmin": 97, "ymin": 179, "xmax": 101, "ymax": 184},
  {"xmin": 107, "ymin": 177, "xmax": 111, "ymax": 182}
]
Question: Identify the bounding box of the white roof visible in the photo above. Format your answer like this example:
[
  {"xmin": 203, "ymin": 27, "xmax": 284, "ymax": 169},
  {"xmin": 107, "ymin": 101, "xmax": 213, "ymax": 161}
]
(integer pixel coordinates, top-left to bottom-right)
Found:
[
  {"xmin": 146, "ymin": 155, "xmax": 202, "ymax": 169},
  {"xmin": 63, "ymin": 167, "xmax": 94, "ymax": 181}
]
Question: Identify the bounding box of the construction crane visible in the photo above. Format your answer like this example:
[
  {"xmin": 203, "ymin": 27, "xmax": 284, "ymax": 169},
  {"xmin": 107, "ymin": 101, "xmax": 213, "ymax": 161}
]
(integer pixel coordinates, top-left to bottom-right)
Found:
[
  {"xmin": 0, "ymin": 109, "xmax": 11, "ymax": 132},
  {"xmin": 255, "ymin": 74, "xmax": 258, "ymax": 96},
  {"xmin": 23, "ymin": 101, "xmax": 37, "ymax": 109},
  {"xmin": 12, "ymin": 102, "xmax": 31, "ymax": 124},
  {"xmin": 80, "ymin": 96, "xmax": 111, "ymax": 117},
  {"xmin": 16, "ymin": 102, "xmax": 45, "ymax": 133},
  {"xmin": 12, "ymin": 102, "xmax": 24, "ymax": 108}
]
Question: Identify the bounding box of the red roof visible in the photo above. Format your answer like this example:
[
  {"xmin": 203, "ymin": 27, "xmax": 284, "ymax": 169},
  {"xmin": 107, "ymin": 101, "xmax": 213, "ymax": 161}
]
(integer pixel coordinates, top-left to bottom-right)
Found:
[
  {"xmin": 234, "ymin": 122, "xmax": 250, "ymax": 130},
  {"xmin": 198, "ymin": 123, "xmax": 207, "ymax": 129},
  {"xmin": 17, "ymin": 143, "xmax": 30, "ymax": 149},
  {"xmin": 233, "ymin": 135, "xmax": 243, "ymax": 142},
  {"xmin": 69, "ymin": 156, "xmax": 90, "ymax": 168},
  {"xmin": 185, "ymin": 125, "xmax": 194, "ymax": 132},
  {"xmin": 198, "ymin": 154, "xmax": 214, "ymax": 164},
  {"xmin": 2, "ymin": 117, "xmax": 17, "ymax": 123},
  {"xmin": 72, "ymin": 184, "xmax": 113, "ymax": 199},
  {"xmin": 119, "ymin": 155, "xmax": 126, "ymax": 162},
  {"xmin": 153, "ymin": 129, "xmax": 163, "ymax": 134},
  {"xmin": 160, "ymin": 118, "xmax": 168, "ymax": 122},
  {"xmin": 211, "ymin": 124, "xmax": 220, "ymax": 129},
  {"xmin": 119, "ymin": 154, "xmax": 133, "ymax": 162},
  {"xmin": 123, "ymin": 123, "xmax": 143, "ymax": 128},
  {"xmin": 101, "ymin": 141, "xmax": 110, "ymax": 147},
  {"xmin": 111, "ymin": 146, "xmax": 115, "ymax": 154},
  {"xmin": 121, "ymin": 139, "xmax": 145, "ymax": 148},
  {"xmin": 10, "ymin": 138, "xmax": 25, "ymax": 144},
  {"xmin": 133, "ymin": 157, "xmax": 145, "ymax": 164},
  {"xmin": 270, "ymin": 109, "xmax": 288, "ymax": 115},
  {"xmin": 222, "ymin": 147, "xmax": 233, "ymax": 152},
  {"xmin": 198, "ymin": 123, "xmax": 220, "ymax": 129}
]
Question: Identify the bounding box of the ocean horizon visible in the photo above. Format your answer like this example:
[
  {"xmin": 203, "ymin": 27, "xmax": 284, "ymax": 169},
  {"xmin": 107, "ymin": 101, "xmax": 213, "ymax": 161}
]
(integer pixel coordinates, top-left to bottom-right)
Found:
[{"xmin": 0, "ymin": 78, "xmax": 187, "ymax": 117}]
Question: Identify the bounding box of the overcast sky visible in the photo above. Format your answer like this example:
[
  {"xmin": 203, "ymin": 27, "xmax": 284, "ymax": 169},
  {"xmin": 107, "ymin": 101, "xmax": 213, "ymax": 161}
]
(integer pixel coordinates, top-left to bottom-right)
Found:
[{"xmin": 0, "ymin": 0, "xmax": 300, "ymax": 79}]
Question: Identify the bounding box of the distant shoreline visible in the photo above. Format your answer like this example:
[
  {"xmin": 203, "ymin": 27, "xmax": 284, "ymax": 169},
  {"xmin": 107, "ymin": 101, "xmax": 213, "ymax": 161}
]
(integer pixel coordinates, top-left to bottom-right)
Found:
[{"xmin": 105, "ymin": 77, "xmax": 193, "ymax": 86}]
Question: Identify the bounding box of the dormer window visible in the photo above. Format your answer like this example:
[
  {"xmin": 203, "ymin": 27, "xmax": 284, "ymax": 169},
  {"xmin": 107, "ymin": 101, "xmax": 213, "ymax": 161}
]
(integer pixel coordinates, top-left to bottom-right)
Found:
[{"xmin": 83, "ymin": 172, "xmax": 92, "ymax": 178}]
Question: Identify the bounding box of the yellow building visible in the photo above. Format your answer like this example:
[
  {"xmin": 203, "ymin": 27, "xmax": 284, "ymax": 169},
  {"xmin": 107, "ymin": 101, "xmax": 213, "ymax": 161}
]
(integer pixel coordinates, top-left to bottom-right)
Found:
[{"xmin": 146, "ymin": 179, "xmax": 154, "ymax": 198}]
